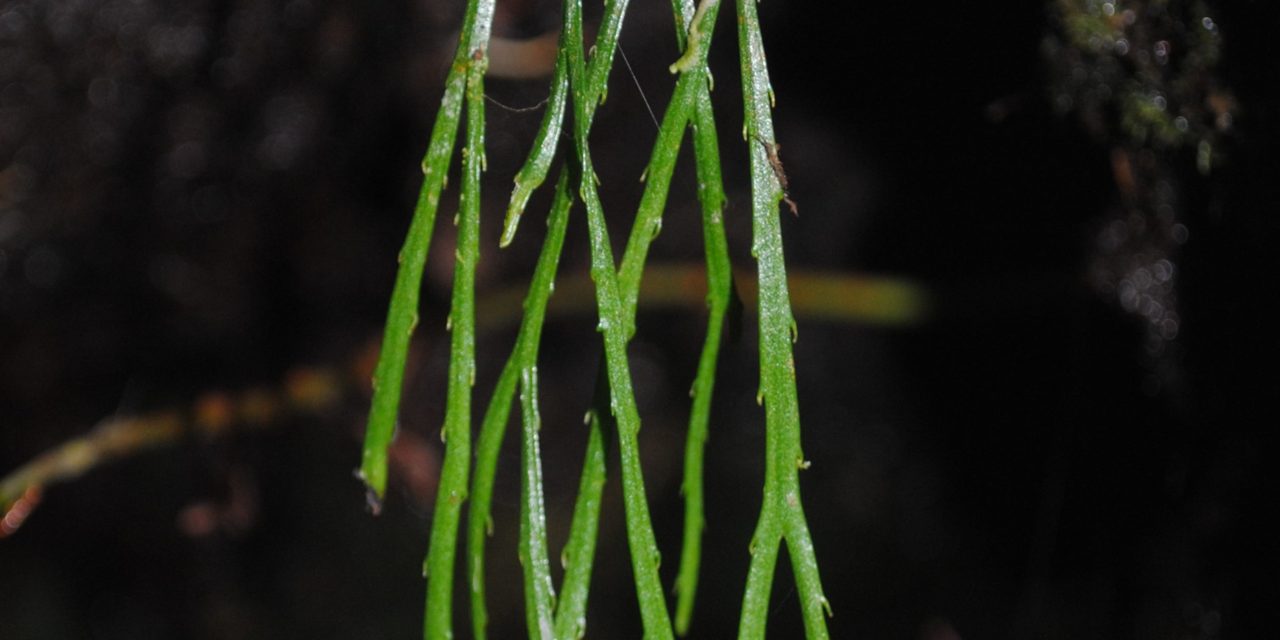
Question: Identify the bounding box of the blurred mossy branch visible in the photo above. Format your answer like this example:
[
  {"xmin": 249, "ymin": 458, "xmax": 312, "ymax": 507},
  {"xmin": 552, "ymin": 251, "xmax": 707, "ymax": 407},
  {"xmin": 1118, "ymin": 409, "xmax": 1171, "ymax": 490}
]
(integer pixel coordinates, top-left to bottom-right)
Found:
[
  {"xmin": 0, "ymin": 367, "xmax": 347, "ymax": 538},
  {"xmin": 1045, "ymin": 0, "xmax": 1233, "ymax": 162},
  {"xmin": 0, "ymin": 263, "xmax": 927, "ymax": 628},
  {"xmin": 1045, "ymin": 0, "xmax": 1234, "ymax": 376},
  {"xmin": 0, "ymin": 267, "xmax": 926, "ymax": 521}
]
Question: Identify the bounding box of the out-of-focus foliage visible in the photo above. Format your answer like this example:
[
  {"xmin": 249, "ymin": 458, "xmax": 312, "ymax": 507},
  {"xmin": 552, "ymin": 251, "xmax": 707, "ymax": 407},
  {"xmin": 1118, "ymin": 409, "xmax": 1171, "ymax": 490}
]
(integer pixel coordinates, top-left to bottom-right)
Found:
[
  {"xmin": 1046, "ymin": 0, "xmax": 1233, "ymax": 161},
  {"xmin": 1045, "ymin": 0, "xmax": 1234, "ymax": 385}
]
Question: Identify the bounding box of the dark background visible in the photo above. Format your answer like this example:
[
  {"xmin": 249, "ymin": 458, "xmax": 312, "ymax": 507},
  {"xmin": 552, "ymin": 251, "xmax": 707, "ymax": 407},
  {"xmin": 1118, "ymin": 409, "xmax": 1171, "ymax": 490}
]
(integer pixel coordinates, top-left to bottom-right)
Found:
[{"xmin": 1, "ymin": 0, "xmax": 1275, "ymax": 638}]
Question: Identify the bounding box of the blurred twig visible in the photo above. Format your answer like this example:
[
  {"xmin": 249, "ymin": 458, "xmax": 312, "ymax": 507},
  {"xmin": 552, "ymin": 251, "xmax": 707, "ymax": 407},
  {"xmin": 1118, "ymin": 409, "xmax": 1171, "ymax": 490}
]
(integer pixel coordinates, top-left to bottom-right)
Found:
[
  {"xmin": 0, "ymin": 368, "xmax": 343, "ymax": 536},
  {"xmin": 0, "ymin": 264, "xmax": 927, "ymax": 536}
]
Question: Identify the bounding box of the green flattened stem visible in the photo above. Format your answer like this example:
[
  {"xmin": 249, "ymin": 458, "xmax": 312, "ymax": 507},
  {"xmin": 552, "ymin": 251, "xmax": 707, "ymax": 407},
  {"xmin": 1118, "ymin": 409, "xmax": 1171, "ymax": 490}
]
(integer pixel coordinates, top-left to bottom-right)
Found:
[
  {"xmin": 514, "ymin": 174, "xmax": 573, "ymax": 639},
  {"xmin": 599, "ymin": 0, "xmax": 729, "ymax": 632},
  {"xmin": 467, "ymin": 357, "xmax": 518, "ymax": 640},
  {"xmin": 359, "ymin": 0, "xmax": 495, "ymax": 505},
  {"xmin": 550, "ymin": 0, "xmax": 726, "ymax": 635},
  {"xmin": 469, "ymin": 0, "xmax": 635, "ymax": 635},
  {"xmin": 574, "ymin": 175, "xmax": 675, "ymax": 639},
  {"xmin": 564, "ymin": 0, "xmax": 674, "ymax": 634},
  {"xmin": 468, "ymin": 173, "xmax": 573, "ymax": 639},
  {"xmin": 674, "ymin": 84, "xmax": 731, "ymax": 639},
  {"xmin": 733, "ymin": 1, "xmax": 830, "ymax": 639},
  {"xmin": 519, "ymin": 365, "xmax": 557, "ymax": 640},
  {"xmin": 585, "ymin": 0, "xmax": 631, "ymax": 108},
  {"xmin": 547, "ymin": 0, "xmax": 668, "ymax": 630},
  {"xmin": 616, "ymin": 0, "xmax": 722, "ymax": 337},
  {"xmin": 422, "ymin": 46, "xmax": 489, "ymax": 640},
  {"xmin": 552, "ymin": 396, "xmax": 608, "ymax": 640},
  {"xmin": 500, "ymin": 0, "xmax": 632, "ymax": 247},
  {"xmin": 502, "ymin": 48, "xmax": 569, "ymax": 247}
]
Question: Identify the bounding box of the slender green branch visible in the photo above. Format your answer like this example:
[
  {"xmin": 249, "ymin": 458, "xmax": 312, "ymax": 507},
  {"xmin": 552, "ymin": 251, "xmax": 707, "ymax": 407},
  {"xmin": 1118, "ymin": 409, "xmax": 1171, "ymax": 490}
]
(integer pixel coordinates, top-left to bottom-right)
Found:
[
  {"xmin": 562, "ymin": 0, "xmax": 732, "ymax": 632},
  {"xmin": 421, "ymin": 39, "xmax": 490, "ymax": 639},
  {"xmin": 564, "ymin": 0, "xmax": 673, "ymax": 634},
  {"xmin": 585, "ymin": 0, "xmax": 632, "ymax": 109},
  {"xmin": 614, "ymin": 76, "xmax": 695, "ymax": 335},
  {"xmin": 502, "ymin": 47, "xmax": 569, "ymax": 247},
  {"xmin": 358, "ymin": 0, "xmax": 495, "ymax": 505},
  {"xmin": 675, "ymin": 65, "xmax": 731, "ymax": 640},
  {"xmin": 552, "ymin": 398, "xmax": 608, "ymax": 640},
  {"xmin": 616, "ymin": 0, "xmax": 722, "ymax": 339},
  {"xmin": 734, "ymin": 1, "xmax": 830, "ymax": 638},
  {"xmin": 519, "ymin": 367, "xmax": 557, "ymax": 639},
  {"xmin": 549, "ymin": 0, "xmax": 726, "ymax": 630},
  {"xmin": 467, "ymin": 355, "xmax": 518, "ymax": 640},
  {"xmin": 471, "ymin": 0, "xmax": 635, "ymax": 631},
  {"xmin": 468, "ymin": 172, "xmax": 573, "ymax": 639},
  {"xmin": 552, "ymin": 1, "xmax": 726, "ymax": 635},
  {"xmin": 469, "ymin": 0, "xmax": 640, "ymax": 635},
  {"xmin": 500, "ymin": 0, "xmax": 632, "ymax": 247},
  {"xmin": 576, "ymin": 173, "xmax": 675, "ymax": 639},
  {"xmin": 634, "ymin": 0, "xmax": 736, "ymax": 633},
  {"xmin": 515, "ymin": 174, "xmax": 574, "ymax": 639}
]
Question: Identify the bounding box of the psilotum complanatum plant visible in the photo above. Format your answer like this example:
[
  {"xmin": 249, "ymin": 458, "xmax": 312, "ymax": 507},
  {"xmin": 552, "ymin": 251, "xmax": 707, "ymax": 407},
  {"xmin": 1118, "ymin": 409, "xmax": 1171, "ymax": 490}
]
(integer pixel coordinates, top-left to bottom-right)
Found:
[{"xmin": 357, "ymin": 0, "xmax": 831, "ymax": 637}]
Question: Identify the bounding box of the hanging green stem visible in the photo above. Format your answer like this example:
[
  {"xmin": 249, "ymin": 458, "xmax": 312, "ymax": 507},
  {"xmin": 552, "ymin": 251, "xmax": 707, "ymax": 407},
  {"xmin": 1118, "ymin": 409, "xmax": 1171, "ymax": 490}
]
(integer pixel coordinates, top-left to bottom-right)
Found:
[
  {"xmin": 563, "ymin": 0, "xmax": 673, "ymax": 633},
  {"xmin": 518, "ymin": 361, "xmax": 556, "ymax": 639},
  {"xmin": 548, "ymin": 0, "xmax": 702, "ymax": 629},
  {"xmin": 673, "ymin": 60, "xmax": 731, "ymax": 640},
  {"xmin": 615, "ymin": 74, "xmax": 703, "ymax": 336},
  {"xmin": 601, "ymin": 0, "xmax": 730, "ymax": 632},
  {"xmin": 574, "ymin": 144, "xmax": 675, "ymax": 639},
  {"xmin": 465, "ymin": 172, "xmax": 572, "ymax": 640},
  {"xmin": 733, "ymin": 1, "xmax": 830, "ymax": 638},
  {"xmin": 615, "ymin": 0, "xmax": 722, "ymax": 339},
  {"xmin": 557, "ymin": 0, "xmax": 723, "ymax": 635},
  {"xmin": 469, "ymin": 0, "xmax": 634, "ymax": 635},
  {"xmin": 500, "ymin": 0, "xmax": 632, "ymax": 247},
  {"xmin": 421, "ymin": 39, "xmax": 490, "ymax": 640},
  {"xmin": 552, "ymin": 399, "xmax": 608, "ymax": 640},
  {"xmin": 358, "ymin": 0, "xmax": 494, "ymax": 505},
  {"xmin": 466, "ymin": 356, "xmax": 518, "ymax": 640},
  {"xmin": 673, "ymin": 102, "xmax": 729, "ymax": 636},
  {"xmin": 515, "ymin": 173, "xmax": 573, "ymax": 639},
  {"xmin": 502, "ymin": 47, "xmax": 569, "ymax": 247}
]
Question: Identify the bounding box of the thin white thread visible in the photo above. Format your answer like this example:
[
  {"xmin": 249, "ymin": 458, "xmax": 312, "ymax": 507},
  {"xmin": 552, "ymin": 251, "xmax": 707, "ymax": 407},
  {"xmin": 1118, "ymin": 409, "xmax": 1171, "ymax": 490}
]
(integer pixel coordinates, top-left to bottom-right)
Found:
[
  {"xmin": 617, "ymin": 41, "xmax": 660, "ymax": 132},
  {"xmin": 484, "ymin": 94, "xmax": 550, "ymax": 114}
]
